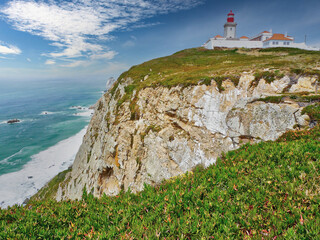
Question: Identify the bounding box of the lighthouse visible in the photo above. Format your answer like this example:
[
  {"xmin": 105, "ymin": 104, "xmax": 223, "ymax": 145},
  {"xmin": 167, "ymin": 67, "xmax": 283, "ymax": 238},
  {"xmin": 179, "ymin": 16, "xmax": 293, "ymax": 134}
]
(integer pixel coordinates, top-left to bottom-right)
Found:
[{"xmin": 224, "ymin": 10, "xmax": 237, "ymax": 39}]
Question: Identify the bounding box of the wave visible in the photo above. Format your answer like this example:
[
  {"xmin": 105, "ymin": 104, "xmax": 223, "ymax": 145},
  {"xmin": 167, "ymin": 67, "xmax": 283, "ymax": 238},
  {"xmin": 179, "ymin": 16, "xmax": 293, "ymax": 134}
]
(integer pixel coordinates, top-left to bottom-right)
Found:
[
  {"xmin": 70, "ymin": 105, "xmax": 94, "ymax": 117},
  {"xmin": 69, "ymin": 105, "xmax": 88, "ymax": 110},
  {"xmin": 39, "ymin": 111, "xmax": 59, "ymax": 115},
  {"xmin": 0, "ymin": 127, "xmax": 87, "ymax": 209},
  {"xmin": 73, "ymin": 109, "xmax": 94, "ymax": 117},
  {"xmin": 0, "ymin": 147, "xmax": 37, "ymax": 166}
]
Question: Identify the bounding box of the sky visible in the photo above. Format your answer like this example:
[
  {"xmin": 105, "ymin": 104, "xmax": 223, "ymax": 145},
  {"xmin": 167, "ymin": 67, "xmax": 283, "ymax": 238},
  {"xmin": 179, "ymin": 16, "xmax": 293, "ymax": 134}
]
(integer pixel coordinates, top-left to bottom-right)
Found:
[{"xmin": 0, "ymin": 0, "xmax": 319, "ymax": 82}]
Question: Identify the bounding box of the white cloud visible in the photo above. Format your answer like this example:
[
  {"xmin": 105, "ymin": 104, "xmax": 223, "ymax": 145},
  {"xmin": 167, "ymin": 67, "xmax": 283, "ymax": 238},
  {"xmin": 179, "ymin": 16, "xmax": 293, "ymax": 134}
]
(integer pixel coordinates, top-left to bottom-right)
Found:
[
  {"xmin": 90, "ymin": 51, "xmax": 117, "ymax": 60},
  {"xmin": 60, "ymin": 60, "xmax": 88, "ymax": 68},
  {"xmin": 122, "ymin": 40, "xmax": 136, "ymax": 48},
  {"xmin": 27, "ymin": 58, "xmax": 31, "ymax": 62},
  {"xmin": 0, "ymin": 43, "xmax": 21, "ymax": 55},
  {"xmin": 122, "ymin": 35, "xmax": 138, "ymax": 48},
  {"xmin": 1, "ymin": 0, "xmax": 203, "ymax": 63},
  {"xmin": 45, "ymin": 59, "xmax": 56, "ymax": 65}
]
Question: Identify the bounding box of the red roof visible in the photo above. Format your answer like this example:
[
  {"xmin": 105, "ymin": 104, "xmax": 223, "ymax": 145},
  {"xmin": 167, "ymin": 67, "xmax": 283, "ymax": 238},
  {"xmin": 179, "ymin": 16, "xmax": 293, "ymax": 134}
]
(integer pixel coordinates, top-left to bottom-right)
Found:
[
  {"xmin": 262, "ymin": 31, "xmax": 270, "ymax": 33},
  {"xmin": 228, "ymin": 10, "xmax": 234, "ymax": 16},
  {"xmin": 214, "ymin": 35, "xmax": 224, "ymax": 38},
  {"xmin": 240, "ymin": 36, "xmax": 249, "ymax": 39},
  {"xmin": 264, "ymin": 33, "xmax": 293, "ymax": 42}
]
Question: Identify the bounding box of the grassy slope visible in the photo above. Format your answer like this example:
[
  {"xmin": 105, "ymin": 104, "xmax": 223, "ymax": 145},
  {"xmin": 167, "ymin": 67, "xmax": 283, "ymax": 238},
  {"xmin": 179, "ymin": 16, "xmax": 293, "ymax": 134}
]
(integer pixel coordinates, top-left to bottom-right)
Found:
[{"xmin": 1, "ymin": 104, "xmax": 319, "ymax": 239}]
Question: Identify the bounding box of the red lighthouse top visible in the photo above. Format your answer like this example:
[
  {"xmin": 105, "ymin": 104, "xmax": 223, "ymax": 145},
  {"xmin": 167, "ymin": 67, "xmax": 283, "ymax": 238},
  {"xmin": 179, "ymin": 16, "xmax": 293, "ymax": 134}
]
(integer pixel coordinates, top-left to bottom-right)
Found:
[{"xmin": 227, "ymin": 10, "xmax": 234, "ymax": 22}]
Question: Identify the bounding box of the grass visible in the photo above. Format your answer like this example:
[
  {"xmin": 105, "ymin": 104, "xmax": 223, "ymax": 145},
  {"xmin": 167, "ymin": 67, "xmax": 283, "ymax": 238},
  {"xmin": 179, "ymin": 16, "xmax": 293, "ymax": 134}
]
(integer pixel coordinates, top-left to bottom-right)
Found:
[
  {"xmin": 1, "ymin": 104, "xmax": 319, "ymax": 239},
  {"xmin": 290, "ymin": 68, "xmax": 320, "ymax": 79},
  {"xmin": 108, "ymin": 47, "xmax": 320, "ymax": 109},
  {"xmin": 251, "ymin": 71, "xmax": 285, "ymax": 87},
  {"xmin": 257, "ymin": 94, "xmax": 320, "ymax": 104}
]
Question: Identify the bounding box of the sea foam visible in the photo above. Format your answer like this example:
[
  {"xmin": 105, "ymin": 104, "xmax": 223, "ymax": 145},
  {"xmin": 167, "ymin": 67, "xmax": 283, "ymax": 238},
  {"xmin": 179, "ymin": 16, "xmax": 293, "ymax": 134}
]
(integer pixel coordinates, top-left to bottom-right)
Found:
[{"xmin": 0, "ymin": 127, "xmax": 87, "ymax": 209}]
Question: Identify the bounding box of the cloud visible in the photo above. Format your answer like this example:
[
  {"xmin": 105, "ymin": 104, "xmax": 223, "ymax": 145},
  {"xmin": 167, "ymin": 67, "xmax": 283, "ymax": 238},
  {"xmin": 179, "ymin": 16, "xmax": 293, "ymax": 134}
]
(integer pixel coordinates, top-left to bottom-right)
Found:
[
  {"xmin": 0, "ymin": 42, "xmax": 21, "ymax": 55},
  {"xmin": 122, "ymin": 36, "xmax": 138, "ymax": 48},
  {"xmin": 60, "ymin": 60, "xmax": 88, "ymax": 68},
  {"xmin": 122, "ymin": 40, "xmax": 136, "ymax": 48},
  {"xmin": 45, "ymin": 59, "xmax": 56, "ymax": 65},
  {"xmin": 1, "ymin": 0, "xmax": 203, "ymax": 62},
  {"xmin": 90, "ymin": 51, "xmax": 117, "ymax": 60}
]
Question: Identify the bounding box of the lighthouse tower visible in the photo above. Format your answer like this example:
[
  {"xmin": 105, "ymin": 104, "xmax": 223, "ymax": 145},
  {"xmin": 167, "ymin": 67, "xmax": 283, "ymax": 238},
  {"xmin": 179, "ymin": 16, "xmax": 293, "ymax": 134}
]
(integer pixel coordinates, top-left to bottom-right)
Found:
[{"xmin": 224, "ymin": 10, "xmax": 237, "ymax": 39}]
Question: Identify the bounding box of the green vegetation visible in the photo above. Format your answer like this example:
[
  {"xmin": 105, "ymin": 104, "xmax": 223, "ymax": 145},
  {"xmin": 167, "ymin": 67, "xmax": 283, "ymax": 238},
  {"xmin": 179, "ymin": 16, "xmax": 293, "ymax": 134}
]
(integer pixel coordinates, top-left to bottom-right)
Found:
[
  {"xmin": 290, "ymin": 68, "xmax": 320, "ymax": 79},
  {"xmin": 251, "ymin": 70, "xmax": 285, "ymax": 87},
  {"xmin": 258, "ymin": 94, "xmax": 320, "ymax": 104},
  {"xmin": 109, "ymin": 47, "xmax": 320, "ymax": 108},
  {"xmin": 1, "ymin": 105, "xmax": 320, "ymax": 238},
  {"xmin": 259, "ymin": 47, "xmax": 320, "ymax": 55},
  {"xmin": 257, "ymin": 95, "xmax": 284, "ymax": 103}
]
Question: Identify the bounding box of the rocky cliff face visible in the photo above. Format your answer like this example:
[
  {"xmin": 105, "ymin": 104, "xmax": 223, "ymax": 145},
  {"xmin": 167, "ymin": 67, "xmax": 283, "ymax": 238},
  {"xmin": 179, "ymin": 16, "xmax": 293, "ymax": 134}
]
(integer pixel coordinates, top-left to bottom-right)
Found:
[{"xmin": 55, "ymin": 73, "xmax": 315, "ymax": 201}]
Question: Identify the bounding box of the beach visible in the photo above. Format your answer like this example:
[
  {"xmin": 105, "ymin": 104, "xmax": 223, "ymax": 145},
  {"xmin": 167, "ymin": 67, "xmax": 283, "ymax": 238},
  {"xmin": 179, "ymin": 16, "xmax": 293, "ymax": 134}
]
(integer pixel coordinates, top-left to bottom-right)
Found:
[{"xmin": 0, "ymin": 127, "xmax": 87, "ymax": 208}]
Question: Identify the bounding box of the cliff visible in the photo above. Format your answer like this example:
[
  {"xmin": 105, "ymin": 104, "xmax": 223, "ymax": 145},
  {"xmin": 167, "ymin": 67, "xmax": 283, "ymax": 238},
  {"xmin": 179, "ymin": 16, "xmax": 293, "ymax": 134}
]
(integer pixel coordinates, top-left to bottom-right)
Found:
[{"xmin": 33, "ymin": 47, "xmax": 320, "ymax": 201}]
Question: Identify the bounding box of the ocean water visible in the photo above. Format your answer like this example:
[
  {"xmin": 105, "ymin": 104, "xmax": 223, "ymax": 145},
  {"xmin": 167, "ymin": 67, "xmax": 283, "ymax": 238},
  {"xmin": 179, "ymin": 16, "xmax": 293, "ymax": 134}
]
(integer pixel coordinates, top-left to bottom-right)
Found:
[{"xmin": 0, "ymin": 79, "xmax": 105, "ymax": 208}]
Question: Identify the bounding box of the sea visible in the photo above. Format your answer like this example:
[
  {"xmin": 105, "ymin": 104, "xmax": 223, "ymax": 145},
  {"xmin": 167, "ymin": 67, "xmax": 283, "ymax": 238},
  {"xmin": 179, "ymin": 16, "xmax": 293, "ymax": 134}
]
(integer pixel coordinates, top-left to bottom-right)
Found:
[{"xmin": 0, "ymin": 78, "xmax": 105, "ymax": 208}]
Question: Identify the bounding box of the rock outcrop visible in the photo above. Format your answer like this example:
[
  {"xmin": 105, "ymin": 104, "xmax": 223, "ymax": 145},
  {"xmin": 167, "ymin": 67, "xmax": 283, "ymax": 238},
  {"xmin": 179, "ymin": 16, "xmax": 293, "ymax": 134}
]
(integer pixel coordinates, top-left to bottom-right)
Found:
[
  {"xmin": 7, "ymin": 119, "xmax": 21, "ymax": 124},
  {"xmin": 53, "ymin": 73, "xmax": 313, "ymax": 201}
]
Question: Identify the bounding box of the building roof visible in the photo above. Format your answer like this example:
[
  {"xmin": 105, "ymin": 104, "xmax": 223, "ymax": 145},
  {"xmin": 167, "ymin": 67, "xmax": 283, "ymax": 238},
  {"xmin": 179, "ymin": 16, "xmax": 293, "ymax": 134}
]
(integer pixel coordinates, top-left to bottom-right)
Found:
[
  {"xmin": 262, "ymin": 31, "xmax": 270, "ymax": 34},
  {"xmin": 228, "ymin": 10, "xmax": 234, "ymax": 16},
  {"xmin": 264, "ymin": 33, "xmax": 293, "ymax": 42},
  {"xmin": 240, "ymin": 36, "xmax": 249, "ymax": 39},
  {"xmin": 214, "ymin": 35, "xmax": 224, "ymax": 38}
]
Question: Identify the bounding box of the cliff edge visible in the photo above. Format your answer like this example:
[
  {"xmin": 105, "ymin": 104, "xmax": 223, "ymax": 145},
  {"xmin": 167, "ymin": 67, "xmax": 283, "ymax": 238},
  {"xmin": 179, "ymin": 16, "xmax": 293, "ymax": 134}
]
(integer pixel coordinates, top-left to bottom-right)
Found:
[{"xmin": 33, "ymin": 47, "xmax": 320, "ymax": 201}]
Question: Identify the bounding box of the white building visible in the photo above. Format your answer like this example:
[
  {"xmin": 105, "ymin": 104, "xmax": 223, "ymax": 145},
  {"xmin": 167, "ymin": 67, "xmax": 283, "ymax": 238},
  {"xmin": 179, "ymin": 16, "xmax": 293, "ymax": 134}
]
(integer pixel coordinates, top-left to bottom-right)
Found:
[{"xmin": 203, "ymin": 11, "xmax": 319, "ymax": 51}]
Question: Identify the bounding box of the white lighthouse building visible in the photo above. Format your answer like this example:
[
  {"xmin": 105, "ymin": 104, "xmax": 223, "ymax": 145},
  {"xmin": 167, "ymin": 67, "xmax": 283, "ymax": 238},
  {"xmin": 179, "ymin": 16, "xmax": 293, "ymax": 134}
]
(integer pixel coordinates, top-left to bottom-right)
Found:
[
  {"xmin": 224, "ymin": 10, "xmax": 237, "ymax": 39},
  {"xmin": 203, "ymin": 11, "xmax": 319, "ymax": 51}
]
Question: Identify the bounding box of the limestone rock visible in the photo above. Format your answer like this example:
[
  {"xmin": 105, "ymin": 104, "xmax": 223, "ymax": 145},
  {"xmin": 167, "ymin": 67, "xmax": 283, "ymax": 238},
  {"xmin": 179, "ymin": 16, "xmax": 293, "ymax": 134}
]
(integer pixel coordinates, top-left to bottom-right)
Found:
[
  {"xmin": 289, "ymin": 76, "xmax": 317, "ymax": 93},
  {"xmin": 54, "ymin": 73, "xmax": 311, "ymax": 201}
]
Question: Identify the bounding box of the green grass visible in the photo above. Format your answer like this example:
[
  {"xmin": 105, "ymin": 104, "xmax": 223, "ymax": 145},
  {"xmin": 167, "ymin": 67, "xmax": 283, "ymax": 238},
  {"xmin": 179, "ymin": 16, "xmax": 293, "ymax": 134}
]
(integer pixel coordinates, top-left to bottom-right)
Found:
[
  {"xmin": 258, "ymin": 94, "xmax": 320, "ymax": 104},
  {"xmin": 259, "ymin": 47, "xmax": 320, "ymax": 55},
  {"xmin": 1, "ymin": 119, "xmax": 320, "ymax": 238},
  {"xmin": 257, "ymin": 96, "xmax": 284, "ymax": 103},
  {"xmin": 251, "ymin": 71, "xmax": 285, "ymax": 87}
]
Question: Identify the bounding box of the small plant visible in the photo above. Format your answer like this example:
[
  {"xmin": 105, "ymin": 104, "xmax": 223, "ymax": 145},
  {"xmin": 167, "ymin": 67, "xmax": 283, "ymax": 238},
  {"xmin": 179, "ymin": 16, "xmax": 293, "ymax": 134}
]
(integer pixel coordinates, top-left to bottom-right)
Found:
[{"xmin": 257, "ymin": 96, "xmax": 283, "ymax": 103}]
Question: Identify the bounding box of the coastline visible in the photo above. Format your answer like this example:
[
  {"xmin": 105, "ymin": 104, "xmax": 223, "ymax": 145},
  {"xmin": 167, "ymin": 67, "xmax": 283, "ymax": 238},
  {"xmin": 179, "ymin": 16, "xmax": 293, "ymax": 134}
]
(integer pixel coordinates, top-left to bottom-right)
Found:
[{"xmin": 0, "ymin": 127, "xmax": 87, "ymax": 209}]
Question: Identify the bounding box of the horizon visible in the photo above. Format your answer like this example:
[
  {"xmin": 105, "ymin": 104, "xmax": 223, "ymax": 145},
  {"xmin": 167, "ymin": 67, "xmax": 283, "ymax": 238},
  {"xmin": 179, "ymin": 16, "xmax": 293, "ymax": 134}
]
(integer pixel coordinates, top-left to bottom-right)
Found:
[{"xmin": 0, "ymin": 0, "xmax": 319, "ymax": 82}]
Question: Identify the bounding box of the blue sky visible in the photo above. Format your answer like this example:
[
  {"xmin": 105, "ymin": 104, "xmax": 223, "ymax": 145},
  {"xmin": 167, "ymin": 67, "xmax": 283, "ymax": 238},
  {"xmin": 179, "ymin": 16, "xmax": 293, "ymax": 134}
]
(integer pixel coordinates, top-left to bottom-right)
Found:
[{"xmin": 0, "ymin": 0, "xmax": 319, "ymax": 82}]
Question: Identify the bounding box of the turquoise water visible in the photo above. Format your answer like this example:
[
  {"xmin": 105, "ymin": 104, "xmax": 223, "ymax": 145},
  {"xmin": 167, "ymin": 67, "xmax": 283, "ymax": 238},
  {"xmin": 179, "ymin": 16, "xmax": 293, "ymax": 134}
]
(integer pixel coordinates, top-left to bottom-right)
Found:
[{"xmin": 0, "ymin": 79, "xmax": 104, "ymax": 176}]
